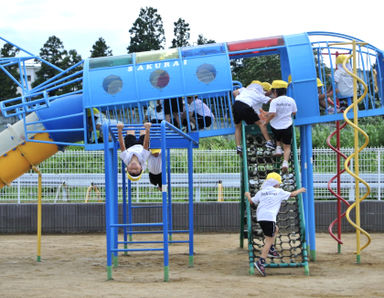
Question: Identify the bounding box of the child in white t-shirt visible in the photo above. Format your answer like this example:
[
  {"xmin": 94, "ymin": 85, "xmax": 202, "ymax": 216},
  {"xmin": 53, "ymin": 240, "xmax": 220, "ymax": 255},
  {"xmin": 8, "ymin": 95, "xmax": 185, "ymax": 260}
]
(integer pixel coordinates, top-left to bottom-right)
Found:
[
  {"xmin": 117, "ymin": 122, "xmax": 151, "ymax": 181},
  {"xmin": 261, "ymin": 80, "xmax": 297, "ymax": 173},
  {"xmin": 232, "ymin": 81, "xmax": 274, "ymax": 156},
  {"xmin": 334, "ymin": 55, "xmax": 353, "ymax": 109},
  {"xmin": 182, "ymin": 95, "xmax": 215, "ymax": 131},
  {"xmin": 148, "ymin": 149, "xmax": 162, "ymax": 191},
  {"xmin": 245, "ymin": 172, "xmax": 306, "ymax": 277}
]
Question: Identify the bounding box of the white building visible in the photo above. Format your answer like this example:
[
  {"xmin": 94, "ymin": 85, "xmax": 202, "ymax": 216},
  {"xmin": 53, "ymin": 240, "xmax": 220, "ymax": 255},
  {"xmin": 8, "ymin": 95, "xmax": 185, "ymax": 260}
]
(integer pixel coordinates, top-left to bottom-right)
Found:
[{"xmin": 16, "ymin": 63, "xmax": 41, "ymax": 94}]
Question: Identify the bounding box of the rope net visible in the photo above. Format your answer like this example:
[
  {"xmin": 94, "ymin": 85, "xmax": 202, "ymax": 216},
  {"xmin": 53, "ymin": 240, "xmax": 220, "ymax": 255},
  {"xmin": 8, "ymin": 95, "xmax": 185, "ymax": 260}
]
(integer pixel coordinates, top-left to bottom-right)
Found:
[{"xmin": 245, "ymin": 133, "xmax": 306, "ymax": 266}]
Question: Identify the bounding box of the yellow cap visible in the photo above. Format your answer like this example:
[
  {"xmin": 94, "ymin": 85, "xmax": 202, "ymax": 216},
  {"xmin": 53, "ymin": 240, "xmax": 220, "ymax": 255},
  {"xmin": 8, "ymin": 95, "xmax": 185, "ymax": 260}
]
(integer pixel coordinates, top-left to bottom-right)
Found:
[
  {"xmin": 261, "ymin": 82, "xmax": 272, "ymax": 91},
  {"xmin": 150, "ymin": 149, "xmax": 161, "ymax": 154},
  {"xmin": 127, "ymin": 171, "xmax": 143, "ymax": 182},
  {"xmin": 251, "ymin": 80, "xmax": 262, "ymax": 85},
  {"xmin": 86, "ymin": 107, "xmax": 100, "ymax": 117},
  {"xmin": 266, "ymin": 172, "xmax": 282, "ymax": 185},
  {"xmin": 271, "ymin": 80, "xmax": 288, "ymax": 89},
  {"xmin": 336, "ymin": 54, "xmax": 349, "ymax": 65},
  {"xmin": 247, "ymin": 80, "xmax": 262, "ymax": 88},
  {"xmin": 317, "ymin": 78, "xmax": 323, "ymax": 87}
]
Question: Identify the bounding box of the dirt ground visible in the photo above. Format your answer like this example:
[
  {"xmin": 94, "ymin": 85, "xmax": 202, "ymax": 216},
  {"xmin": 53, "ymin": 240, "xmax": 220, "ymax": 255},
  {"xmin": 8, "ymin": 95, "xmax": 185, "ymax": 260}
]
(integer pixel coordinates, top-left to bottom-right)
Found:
[{"xmin": 0, "ymin": 233, "xmax": 383, "ymax": 298}]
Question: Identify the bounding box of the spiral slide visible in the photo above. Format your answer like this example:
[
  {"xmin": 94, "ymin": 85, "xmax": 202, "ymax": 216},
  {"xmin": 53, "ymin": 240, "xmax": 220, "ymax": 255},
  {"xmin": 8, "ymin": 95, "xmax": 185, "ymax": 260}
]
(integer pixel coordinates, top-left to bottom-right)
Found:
[{"xmin": 0, "ymin": 94, "xmax": 84, "ymax": 189}]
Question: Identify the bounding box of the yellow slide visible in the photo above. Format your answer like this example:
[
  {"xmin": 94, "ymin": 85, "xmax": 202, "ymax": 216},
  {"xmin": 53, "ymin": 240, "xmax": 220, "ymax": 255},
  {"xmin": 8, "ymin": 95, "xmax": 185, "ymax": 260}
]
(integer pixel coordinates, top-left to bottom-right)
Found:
[{"xmin": 0, "ymin": 112, "xmax": 58, "ymax": 189}]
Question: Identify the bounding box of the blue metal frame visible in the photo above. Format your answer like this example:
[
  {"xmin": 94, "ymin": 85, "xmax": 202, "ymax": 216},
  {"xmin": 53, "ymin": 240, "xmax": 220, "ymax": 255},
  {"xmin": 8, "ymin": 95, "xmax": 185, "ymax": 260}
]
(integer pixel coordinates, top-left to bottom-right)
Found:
[{"xmin": 103, "ymin": 121, "xmax": 198, "ymax": 281}]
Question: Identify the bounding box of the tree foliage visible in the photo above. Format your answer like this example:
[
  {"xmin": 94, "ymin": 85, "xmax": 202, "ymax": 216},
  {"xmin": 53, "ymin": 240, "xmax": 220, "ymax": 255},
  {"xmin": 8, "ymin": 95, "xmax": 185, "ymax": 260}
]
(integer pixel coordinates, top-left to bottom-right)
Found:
[
  {"xmin": 231, "ymin": 55, "xmax": 281, "ymax": 86},
  {"xmin": 127, "ymin": 7, "xmax": 165, "ymax": 53},
  {"xmin": 90, "ymin": 37, "xmax": 112, "ymax": 58},
  {"xmin": 32, "ymin": 36, "xmax": 82, "ymax": 95},
  {"xmin": 196, "ymin": 34, "xmax": 215, "ymax": 45},
  {"xmin": 171, "ymin": 18, "xmax": 190, "ymax": 48},
  {"xmin": 0, "ymin": 43, "xmax": 20, "ymax": 101}
]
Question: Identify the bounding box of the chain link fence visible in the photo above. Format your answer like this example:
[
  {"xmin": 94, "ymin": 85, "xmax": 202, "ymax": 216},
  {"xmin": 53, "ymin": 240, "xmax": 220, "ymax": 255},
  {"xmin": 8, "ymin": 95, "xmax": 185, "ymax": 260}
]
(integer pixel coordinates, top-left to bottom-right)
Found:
[{"xmin": 1, "ymin": 148, "xmax": 383, "ymax": 203}]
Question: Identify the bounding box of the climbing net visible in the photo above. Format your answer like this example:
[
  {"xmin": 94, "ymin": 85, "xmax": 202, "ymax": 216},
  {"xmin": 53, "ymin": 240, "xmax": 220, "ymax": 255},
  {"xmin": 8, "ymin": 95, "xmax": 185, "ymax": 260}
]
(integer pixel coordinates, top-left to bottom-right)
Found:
[{"xmin": 245, "ymin": 134, "xmax": 307, "ymax": 266}]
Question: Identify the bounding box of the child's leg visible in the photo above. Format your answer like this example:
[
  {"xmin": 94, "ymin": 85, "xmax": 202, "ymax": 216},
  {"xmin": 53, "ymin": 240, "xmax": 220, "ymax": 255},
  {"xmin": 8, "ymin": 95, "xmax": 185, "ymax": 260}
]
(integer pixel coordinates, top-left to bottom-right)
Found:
[
  {"xmin": 235, "ymin": 123, "xmax": 242, "ymax": 147},
  {"xmin": 283, "ymin": 144, "xmax": 291, "ymax": 162},
  {"xmin": 261, "ymin": 235, "xmax": 276, "ymax": 260},
  {"xmin": 256, "ymin": 120, "xmax": 272, "ymax": 143}
]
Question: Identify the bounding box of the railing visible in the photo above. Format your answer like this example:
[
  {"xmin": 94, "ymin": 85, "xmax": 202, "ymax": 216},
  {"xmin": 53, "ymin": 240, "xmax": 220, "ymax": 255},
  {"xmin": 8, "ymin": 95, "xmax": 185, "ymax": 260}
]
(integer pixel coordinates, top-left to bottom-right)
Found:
[{"xmin": 0, "ymin": 148, "xmax": 383, "ymax": 203}]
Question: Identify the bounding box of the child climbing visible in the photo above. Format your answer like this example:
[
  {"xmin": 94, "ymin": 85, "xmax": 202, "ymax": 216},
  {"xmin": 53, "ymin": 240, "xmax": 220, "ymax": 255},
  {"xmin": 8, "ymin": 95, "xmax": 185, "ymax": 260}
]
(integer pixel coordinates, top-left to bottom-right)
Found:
[
  {"xmin": 232, "ymin": 80, "xmax": 274, "ymax": 156},
  {"xmin": 260, "ymin": 80, "xmax": 297, "ymax": 173},
  {"xmin": 245, "ymin": 172, "xmax": 306, "ymax": 277}
]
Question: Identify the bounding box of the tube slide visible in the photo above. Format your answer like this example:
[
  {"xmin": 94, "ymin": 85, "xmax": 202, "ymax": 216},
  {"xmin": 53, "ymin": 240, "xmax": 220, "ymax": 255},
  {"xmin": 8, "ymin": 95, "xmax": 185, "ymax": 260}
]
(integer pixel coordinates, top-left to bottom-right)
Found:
[{"xmin": 0, "ymin": 94, "xmax": 84, "ymax": 189}]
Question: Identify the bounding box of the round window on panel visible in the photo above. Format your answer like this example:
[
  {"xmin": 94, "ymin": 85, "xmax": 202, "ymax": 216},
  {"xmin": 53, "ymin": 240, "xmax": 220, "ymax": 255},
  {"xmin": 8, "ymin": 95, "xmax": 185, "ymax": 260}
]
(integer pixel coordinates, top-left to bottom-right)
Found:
[
  {"xmin": 150, "ymin": 69, "xmax": 170, "ymax": 89},
  {"xmin": 103, "ymin": 75, "xmax": 123, "ymax": 95},
  {"xmin": 196, "ymin": 63, "xmax": 216, "ymax": 83}
]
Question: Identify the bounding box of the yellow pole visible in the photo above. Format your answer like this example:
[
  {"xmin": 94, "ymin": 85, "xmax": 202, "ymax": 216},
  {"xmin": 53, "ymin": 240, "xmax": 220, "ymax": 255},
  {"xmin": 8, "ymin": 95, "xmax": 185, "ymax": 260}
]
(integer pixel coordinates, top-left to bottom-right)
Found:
[
  {"xmin": 217, "ymin": 180, "xmax": 223, "ymax": 202},
  {"xmin": 351, "ymin": 40, "xmax": 361, "ymax": 263},
  {"xmin": 32, "ymin": 166, "xmax": 42, "ymax": 262},
  {"xmin": 335, "ymin": 40, "xmax": 372, "ymax": 263}
]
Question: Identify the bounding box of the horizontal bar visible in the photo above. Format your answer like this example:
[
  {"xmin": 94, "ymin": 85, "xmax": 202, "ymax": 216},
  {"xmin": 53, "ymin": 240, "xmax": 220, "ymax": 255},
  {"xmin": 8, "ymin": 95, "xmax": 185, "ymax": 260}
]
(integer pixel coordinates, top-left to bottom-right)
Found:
[
  {"xmin": 111, "ymin": 223, "xmax": 163, "ymax": 227},
  {"xmin": 111, "ymin": 248, "xmax": 164, "ymax": 252}
]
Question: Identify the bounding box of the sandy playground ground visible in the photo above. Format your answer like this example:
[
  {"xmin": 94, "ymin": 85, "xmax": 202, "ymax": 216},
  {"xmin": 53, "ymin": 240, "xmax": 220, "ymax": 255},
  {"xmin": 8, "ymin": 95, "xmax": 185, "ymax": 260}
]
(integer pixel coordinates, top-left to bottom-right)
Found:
[{"xmin": 0, "ymin": 232, "xmax": 383, "ymax": 297}]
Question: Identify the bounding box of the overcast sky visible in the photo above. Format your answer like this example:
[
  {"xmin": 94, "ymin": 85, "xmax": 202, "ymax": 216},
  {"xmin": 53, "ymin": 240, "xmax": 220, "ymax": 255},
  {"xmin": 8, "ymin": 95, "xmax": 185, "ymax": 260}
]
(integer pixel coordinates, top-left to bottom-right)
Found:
[{"xmin": 1, "ymin": 0, "xmax": 383, "ymax": 59}]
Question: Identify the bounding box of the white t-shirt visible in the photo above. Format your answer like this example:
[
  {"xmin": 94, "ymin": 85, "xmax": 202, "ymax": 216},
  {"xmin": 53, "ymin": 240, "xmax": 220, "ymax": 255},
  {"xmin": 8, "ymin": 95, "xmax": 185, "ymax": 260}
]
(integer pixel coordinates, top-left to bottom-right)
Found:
[
  {"xmin": 251, "ymin": 186, "xmax": 291, "ymax": 222},
  {"xmin": 188, "ymin": 99, "xmax": 214, "ymax": 119},
  {"xmin": 147, "ymin": 104, "xmax": 165, "ymax": 122},
  {"xmin": 334, "ymin": 67, "xmax": 353, "ymax": 98},
  {"xmin": 236, "ymin": 84, "xmax": 270, "ymax": 115},
  {"xmin": 120, "ymin": 145, "xmax": 150, "ymax": 171},
  {"xmin": 147, "ymin": 152, "xmax": 162, "ymax": 175},
  {"xmin": 269, "ymin": 95, "xmax": 297, "ymax": 129}
]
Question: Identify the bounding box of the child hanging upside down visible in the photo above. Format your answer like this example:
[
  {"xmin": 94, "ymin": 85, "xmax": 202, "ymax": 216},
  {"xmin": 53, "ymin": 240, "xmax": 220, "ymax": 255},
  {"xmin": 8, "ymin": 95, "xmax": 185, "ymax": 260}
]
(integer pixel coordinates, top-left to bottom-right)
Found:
[{"xmin": 117, "ymin": 122, "xmax": 151, "ymax": 181}]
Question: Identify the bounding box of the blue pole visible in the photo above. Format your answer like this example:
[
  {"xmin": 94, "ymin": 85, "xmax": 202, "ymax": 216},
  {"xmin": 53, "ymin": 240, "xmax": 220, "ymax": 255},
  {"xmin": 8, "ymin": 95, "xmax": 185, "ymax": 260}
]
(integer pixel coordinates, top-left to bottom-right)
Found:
[
  {"xmin": 305, "ymin": 124, "xmax": 316, "ymax": 261},
  {"xmin": 161, "ymin": 121, "xmax": 169, "ymax": 281},
  {"xmin": 300, "ymin": 126, "xmax": 310, "ymax": 251},
  {"xmin": 167, "ymin": 148, "xmax": 173, "ymax": 240},
  {"xmin": 128, "ymin": 179, "xmax": 133, "ymax": 241},
  {"xmin": 122, "ymin": 161, "xmax": 128, "ymax": 253},
  {"xmin": 188, "ymin": 142, "xmax": 194, "ymax": 267},
  {"xmin": 103, "ymin": 123, "xmax": 113, "ymax": 280},
  {"xmin": 112, "ymin": 141, "xmax": 119, "ymax": 267}
]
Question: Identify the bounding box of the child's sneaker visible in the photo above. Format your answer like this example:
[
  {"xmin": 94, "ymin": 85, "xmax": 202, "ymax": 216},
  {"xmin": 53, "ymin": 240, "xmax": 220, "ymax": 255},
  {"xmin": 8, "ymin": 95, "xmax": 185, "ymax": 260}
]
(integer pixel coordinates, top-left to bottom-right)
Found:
[
  {"xmin": 236, "ymin": 146, "xmax": 243, "ymax": 157},
  {"xmin": 268, "ymin": 249, "xmax": 280, "ymax": 258},
  {"xmin": 281, "ymin": 160, "xmax": 289, "ymax": 173},
  {"xmin": 265, "ymin": 140, "xmax": 276, "ymax": 149},
  {"xmin": 273, "ymin": 146, "xmax": 283, "ymax": 156},
  {"xmin": 254, "ymin": 260, "xmax": 266, "ymax": 277}
]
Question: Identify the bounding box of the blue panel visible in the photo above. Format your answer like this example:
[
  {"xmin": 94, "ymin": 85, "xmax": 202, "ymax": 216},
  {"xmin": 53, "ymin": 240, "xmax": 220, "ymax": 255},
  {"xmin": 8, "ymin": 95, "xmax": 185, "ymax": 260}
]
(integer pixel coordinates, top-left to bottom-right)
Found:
[
  {"xmin": 283, "ymin": 33, "xmax": 318, "ymax": 126},
  {"xmin": 183, "ymin": 54, "xmax": 232, "ymax": 95},
  {"xmin": 181, "ymin": 43, "xmax": 226, "ymax": 57},
  {"xmin": 135, "ymin": 59, "xmax": 184, "ymax": 100},
  {"xmin": 85, "ymin": 66, "xmax": 137, "ymax": 107},
  {"xmin": 36, "ymin": 94, "xmax": 84, "ymax": 143}
]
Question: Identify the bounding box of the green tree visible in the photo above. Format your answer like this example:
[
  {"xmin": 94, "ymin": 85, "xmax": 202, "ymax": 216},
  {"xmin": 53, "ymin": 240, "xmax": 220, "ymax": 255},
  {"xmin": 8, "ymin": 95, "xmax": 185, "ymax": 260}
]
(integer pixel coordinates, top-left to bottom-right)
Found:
[
  {"xmin": 33, "ymin": 36, "xmax": 83, "ymax": 95},
  {"xmin": 90, "ymin": 37, "xmax": 112, "ymax": 57},
  {"xmin": 196, "ymin": 34, "xmax": 215, "ymax": 45},
  {"xmin": 127, "ymin": 7, "xmax": 165, "ymax": 53},
  {"xmin": 231, "ymin": 55, "xmax": 281, "ymax": 86},
  {"xmin": 0, "ymin": 43, "xmax": 20, "ymax": 101},
  {"xmin": 32, "ymin": 35, "xmax": 67, "ymax": 93},
  {"xmin": 60, "ymin": 49, "xmax": 83, "ymax": 93},
  {"xmin": 171, "ymin": 18, "xmax": 190, "ymax": 48}
]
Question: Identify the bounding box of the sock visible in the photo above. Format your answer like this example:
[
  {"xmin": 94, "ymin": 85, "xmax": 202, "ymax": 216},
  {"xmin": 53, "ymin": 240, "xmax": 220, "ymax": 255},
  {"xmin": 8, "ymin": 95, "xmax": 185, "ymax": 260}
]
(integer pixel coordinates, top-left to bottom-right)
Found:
[{"xmin": 270, "ymin": 245, "xmax": 275, "ymax": 252}]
